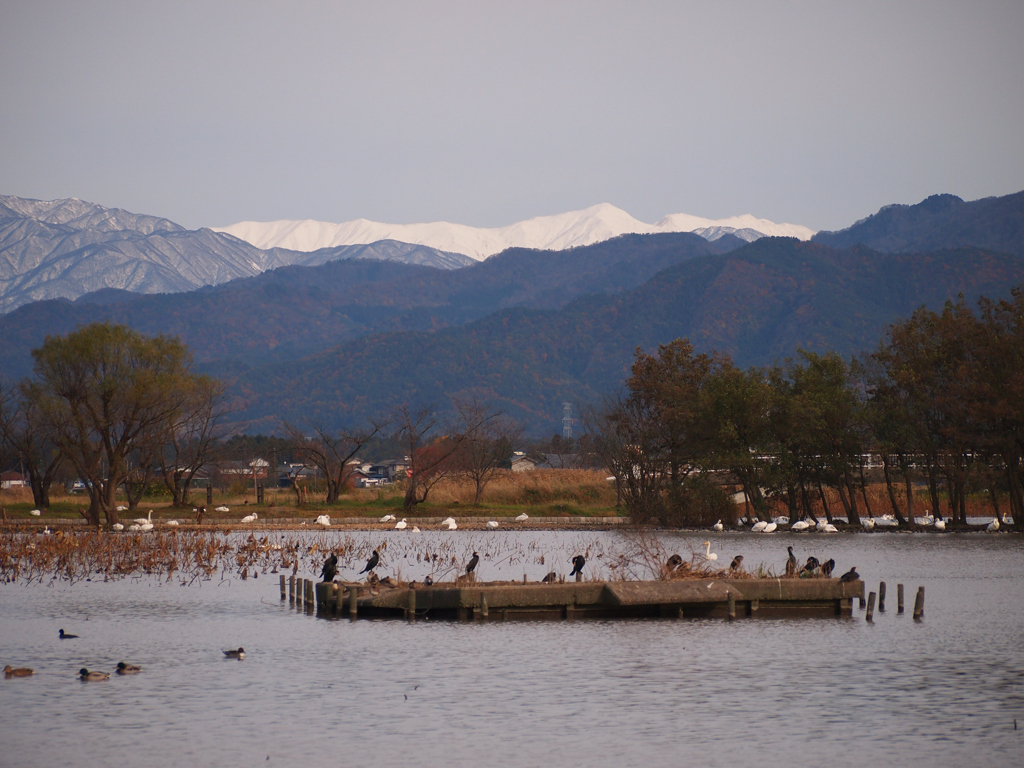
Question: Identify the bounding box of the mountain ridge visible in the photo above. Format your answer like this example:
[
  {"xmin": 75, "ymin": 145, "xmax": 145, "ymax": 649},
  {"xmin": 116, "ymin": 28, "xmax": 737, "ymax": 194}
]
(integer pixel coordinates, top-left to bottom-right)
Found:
[{"xmin": 214, "ymin": 203, "xmax": 817, "ymax": 260}]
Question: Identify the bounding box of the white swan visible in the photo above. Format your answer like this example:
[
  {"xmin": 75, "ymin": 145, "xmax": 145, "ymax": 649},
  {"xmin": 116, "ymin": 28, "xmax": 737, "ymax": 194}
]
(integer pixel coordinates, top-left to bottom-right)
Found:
[
  {"xmin": 822, "ymin": 523, "xmax": 839, "ymax": 533},
  {"xmin": 111, "ymin": 523, "xmax": 124, "ymax": 531},
  {"xmin": 380, "ymin": 514, "xmax": 396, "ymax": 523},
  {"xmin": 486, "ymin": 520, "xmax": 499, "ymax": 529},
  {"xmin": 791, "ymin": 520, "xmax": 811, "ymax": 532},
  {"xmin": 394, "ymin": 519, "xmax": 408, "ymax": 530},
  {"xmin": 441, "ymin": 517, "xmax": 458, "ymax": 530},
  {"xmin": 986, "ymin": 518, "xmax": 1000, "ymax": 532},
  {"xmin": 816, "ymin": 519, "xmax": 829, "ymax": 531},
  {"xmin": 751, "ymin": 521, "xmax": 768, "ymax": 533},
  {"xmin": 128, "ymin": 524, "xmax": 141, "ymax": 532},
  {"xmin": 166, "ymin": 519, "xmax": 179, "ymax": 527},
  {"xmin": 913, "ymin": 516, "xmax": 934, "ymax": 526},
  {"xmin": 133, "ymin": 510, "xmax": 153, "ymax": 525},
  {"xmin": 240, "ymin": 512, "xmax": 258, "ymax": 524},
  {"xmin": 764, "ymin": 522, "xmax": 778, "ymax": 533},
  {"xmin": 215, "ymin": 505, "xmax": 230, "ymax": 513},
  {"xmin": 140, "ymin": 519, "xmax": 154, "ymax": 532},
  {"xmin": 712, "ymin": 519, "xmax": 724, "ymax": 531},
  {"xmin": 862, "ymin": 517, "xmax": 875, "ymax": 530},
  {"xmin": 29, "ymin": 509, "xmax": 41, "ymax": 517},
  {"xmin": 933, "ymin": 519, "xmax": 946, "ymax": 531},
  {"xmin": 515, "ymin": 513, "xmax": 529, "ymax": 522},
  {"xmin": 411, "ymin": 526, "xmax": 421, "ymax": 533},
  {"xmin": 316, "ymin": 515, "xmax": 331, "ymax": 527},
  {"xmin": 703, "ymin": 541, "xmax": 718, "ymax": 562}
]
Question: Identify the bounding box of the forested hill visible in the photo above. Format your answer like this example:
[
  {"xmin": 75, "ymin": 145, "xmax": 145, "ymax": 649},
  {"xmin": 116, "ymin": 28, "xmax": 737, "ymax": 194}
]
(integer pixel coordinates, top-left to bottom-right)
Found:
[
  {"xmin": 0, "ymin": 231, "xmax": 738, "ymax": 380},
  {"xmin": 228, "ymin": 238, "xmax": 1024, "ymax": 434},
  {"xmin": 812, "ymin": 189, "xmax": 1024, "ymax": 256}
]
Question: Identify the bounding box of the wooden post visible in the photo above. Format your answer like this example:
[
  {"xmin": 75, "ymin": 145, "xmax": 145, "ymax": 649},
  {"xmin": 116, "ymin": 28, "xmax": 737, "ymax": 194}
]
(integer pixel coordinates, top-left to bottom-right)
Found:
[
  {"xmin": 206, "ymin": 484, "xmax": 213, "ymax": 505},
  {"xmin": 878, "ymin": 581, "xmax": 886, "ymax": 612},
  {"xmin": 575, "ymin": 572, "xmax": 582, "ymax": 582},
  {"xmin": 349, "ymin": 586, "xmax": 358, "ymax": 619},
  {"xmin": 897, "ymin": 583, "xmax": 904, "ymax": 614},
  {"xmin": 913, "ymin": 586, "xmax": 925, "ymax": 620},
  {"xmin": 407, "ymin": 589, "xmax": 416, "ymax": 622},
  {"xmin": 523, "ymin": 574, "xmax": 527, "ymax": 584},
  {"xmin": 481, "ymin": 594, "xmax": 489, "ymax": 621},
  {"xmin": 280, "ymin": 575, "xmax": 286, "ymax": 600},
  {"xmin": 866, "ymin": 591, "xmax": 876, "ymax": 622},
  {"xmin": 858, "ymin": 593, "xmax": 866, "ymax": 609},
  {"xmin": 288, "ymin": 575, "xmax": 295, "ymax": 603},
  {"xmin": 305, "ymin": 579, "xmax": 314, "ymax": 611},
  {"xmin": 727, "ymin": 592, "xmax": 736, "ymax": 620}
]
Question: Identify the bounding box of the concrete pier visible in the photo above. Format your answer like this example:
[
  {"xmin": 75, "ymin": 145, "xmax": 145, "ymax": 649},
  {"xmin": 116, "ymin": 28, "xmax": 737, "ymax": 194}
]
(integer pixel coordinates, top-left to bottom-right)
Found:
[{"xmin": 311, "ymin": 577, "xmax": 863, "ymax": 621}]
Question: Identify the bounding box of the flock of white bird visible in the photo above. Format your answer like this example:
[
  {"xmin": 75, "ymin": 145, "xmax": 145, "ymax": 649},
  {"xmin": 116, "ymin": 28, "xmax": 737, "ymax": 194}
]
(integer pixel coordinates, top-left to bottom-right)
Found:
[{"xmin": 715, "ymin": 512, "xmax": 1012, "ymax": 533}]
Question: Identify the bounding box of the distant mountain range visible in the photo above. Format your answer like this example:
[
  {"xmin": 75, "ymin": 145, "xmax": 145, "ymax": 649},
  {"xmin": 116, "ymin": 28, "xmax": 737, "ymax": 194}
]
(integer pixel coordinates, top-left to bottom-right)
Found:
[
  {"xmin": 0, "ymin": 195, "xmax": 472, "ymax": 313},
  {"xmin": 2, "ymin": 188, "xmax": 1022, "ymax": 435},
  {"xmin": 214, "ymin": 203, "xmax": 817, "ymax": 260}
]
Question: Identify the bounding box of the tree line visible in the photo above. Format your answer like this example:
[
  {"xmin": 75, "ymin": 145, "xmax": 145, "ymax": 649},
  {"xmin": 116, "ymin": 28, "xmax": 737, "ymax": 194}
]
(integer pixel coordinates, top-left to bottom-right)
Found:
[
  {"xmin": 590, "ymin": 288, "xmax": 1024, "ymax": 529},
  {"xmin": 0, "ymin": 324, "xmax": 523, "ymax": 527}
]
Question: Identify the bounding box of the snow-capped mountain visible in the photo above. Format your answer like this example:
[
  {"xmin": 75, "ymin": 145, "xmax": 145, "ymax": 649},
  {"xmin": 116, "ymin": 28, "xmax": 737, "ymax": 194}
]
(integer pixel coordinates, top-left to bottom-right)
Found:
[{"xmin": 214, "ymin": 204, "xmax": 816, "ymax": 261}]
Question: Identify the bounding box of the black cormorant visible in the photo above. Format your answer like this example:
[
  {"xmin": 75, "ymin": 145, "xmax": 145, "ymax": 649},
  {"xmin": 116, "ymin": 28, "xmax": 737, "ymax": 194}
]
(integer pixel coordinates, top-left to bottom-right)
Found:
[
  {"xmin": 666, "ymin": 554, "xmax": 683, "ymax": 571},
  {"xmin": 360, "ymin": 550, "xmax": 380, "ymax": 574},
  {"xmin": 570, "ymin": 555, "xmax": 585, "ymax": 576},
  {"xmin": 821, "ymin": 558, "xmax": 835, "ymax": 577},
  {"xmin": 321, "ymin": 553, "xmax": 338, "ymax": 582},
  {"xmin": 785, "ymin": 546, "xmax": 797, "ymax": 576},
  {"xmin": 839, "ymin": 566, "xmax": 859, "ymax": 583},
  {"xmin": 801, "ymin": 556, "xmax": 820, "ymax": 575},
  {"xmin": 730, "ymin": 555, "xmax": 744, "ymax": 571},
  {"xmin": 423, "ymin": 575, "xmax": 434, "ymax": 586},
  {"xmin": 542, "ymin": 571, "xmax": 558, "ymax": 583},
  {"xmin": 466, "ymin": 552, "xmax": 480, "ymax": 574}
]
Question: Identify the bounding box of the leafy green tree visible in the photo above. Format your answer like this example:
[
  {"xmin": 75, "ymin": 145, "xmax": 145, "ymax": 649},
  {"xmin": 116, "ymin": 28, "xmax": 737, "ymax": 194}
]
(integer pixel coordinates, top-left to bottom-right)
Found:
[{"xmin": 28, "ymin": 323, "xmax": 220, "ymax": 527}]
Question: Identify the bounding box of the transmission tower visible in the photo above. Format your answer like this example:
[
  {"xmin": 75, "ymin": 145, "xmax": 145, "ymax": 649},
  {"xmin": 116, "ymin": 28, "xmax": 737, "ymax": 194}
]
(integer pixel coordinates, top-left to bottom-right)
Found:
[{"xmin": 562, "ymin": 402, "xmax": 574, "ymax": 439}]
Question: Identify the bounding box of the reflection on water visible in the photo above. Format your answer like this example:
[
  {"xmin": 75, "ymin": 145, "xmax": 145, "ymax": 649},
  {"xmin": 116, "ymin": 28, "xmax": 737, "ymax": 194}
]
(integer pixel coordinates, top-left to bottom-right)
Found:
[{"xmin": 1, "ymin": 532, "xmax": 1022, "ymax": 768}]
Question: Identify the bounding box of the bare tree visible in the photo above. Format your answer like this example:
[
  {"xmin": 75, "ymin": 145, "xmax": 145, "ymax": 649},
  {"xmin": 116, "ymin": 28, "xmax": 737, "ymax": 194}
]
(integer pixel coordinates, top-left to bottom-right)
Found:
[
  {"xmin": 288, "ymin": 417, "xmax": 390, "ymax": 504},
  {"xmin": 450, "ymin": 400, "xmax": 523, "ymax": 503},
  {"xmin": 0, "ymin": 381, "xmax": 64, "ymax": 509},
  {"xmin": 397, "ymin": 402, "xmax": 498, "ymax": 508},
  {"xmin": 156, "ymin": 379, "xmax": 228, "ymax": 507}
]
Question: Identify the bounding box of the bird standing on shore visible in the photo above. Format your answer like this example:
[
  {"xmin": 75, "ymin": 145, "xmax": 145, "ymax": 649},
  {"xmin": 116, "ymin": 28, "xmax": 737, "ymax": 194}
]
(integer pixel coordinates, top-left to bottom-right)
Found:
[
  {"xmin": 729, "ymin": 555, "xmax": 744, "ymax": 572},
  {"xmin": 570, "ymin": 554, "xmax": 586, "ymax": 576},
  {"xmin": 713, "ymin": 520, "xmax": 724, "ymax": 531},
  {"xmin": 321, "ymin": 553, "xmax": 338, "ymax": 582},
  {"xmin": 466, "ymin": 552, "xmax": 480, "ymax": 574},
  {"xmin": 839, "ymin": 567, "xmax": 859, "ymax": 583},
  {"xmin": 820, "ymin": 558, "xmax": 835, "ymax": 577},
  {"xmin": 360, "ymin": 550, "xmax": 380, "ymax": 574}
]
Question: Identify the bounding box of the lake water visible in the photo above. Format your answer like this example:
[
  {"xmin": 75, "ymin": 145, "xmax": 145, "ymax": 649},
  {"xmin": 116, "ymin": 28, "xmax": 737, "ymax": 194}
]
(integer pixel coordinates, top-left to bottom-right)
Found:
[{"xmin": 1, "ymin": 530, "xmax": 1022, "ymax": 767}]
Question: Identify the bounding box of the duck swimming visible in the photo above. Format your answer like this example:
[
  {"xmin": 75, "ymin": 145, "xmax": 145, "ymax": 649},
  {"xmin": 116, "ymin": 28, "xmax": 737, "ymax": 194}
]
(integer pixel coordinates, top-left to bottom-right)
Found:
[
  {"xmin": 223, "ymin": 648, "xmax": 245, "ymax": 659},
  {"xmin": 59, "ymin": 629, "xmax": 78, "ymax": 639},
  {"xmin": 79, "ymin": 668, "xmax": 110, "ymax": 681},
  {"xmin": 4, "ymin": 665, "xmax": 34, "ymax": 678},
  {"xmin": 116, "ymin": 662, "xmax": 141, "ymax": 674}
]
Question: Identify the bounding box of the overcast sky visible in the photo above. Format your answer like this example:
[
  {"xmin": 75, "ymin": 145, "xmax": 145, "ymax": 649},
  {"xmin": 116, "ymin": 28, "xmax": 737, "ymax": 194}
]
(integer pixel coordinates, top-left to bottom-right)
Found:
[{"xmin": 2, "ymin": 1, "xmax": 1022, "ymax": 232}]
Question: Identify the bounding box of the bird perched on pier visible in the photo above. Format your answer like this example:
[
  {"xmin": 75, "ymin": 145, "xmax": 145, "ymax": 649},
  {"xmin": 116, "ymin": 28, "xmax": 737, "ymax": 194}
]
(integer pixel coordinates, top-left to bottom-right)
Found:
[
  {"xmin": 570, "ymin": 554, "xmax": 586, "ymax": 576},
  {"xmin": 729, "ymin": 555, "xmax": 744, "ymax": 572},
  {"xmin": 321, "ymin": 553, "xmax": 338, "ymax": 582},
  {"xmin": 4, "ymin": 665, "xmax": 33, "ymax": 678},
  {"xmin": 666, "ymin": 554, "xmax": 683, "ymax": 571},
  {"xmin": 116, "ymin": 662, "xmax": 141, "ymax": 674},
  {"xmin": 466, "ymin": 552, "xmax": 480, "ymax": 574},
  {"xmin": 59, "ymin": 629, "xmax": 78, "ymax": 639},
  {"xmin": 542, "ymin": 571, "xmax": 558, "ymax": 583},
  {"xmin": 801, "ymin": 556, "xmax": 820, "ymax": 575},
  {"xmin": 785, "ymin": 546, "xmax": 797, "ymax": 576},
  {"xmin": 839, "ymin": 567, "xmax": 859, "ymax": 583},
  {"xmin": 360, "ymin": 550, "xmax": 380, "ymax": 574},
  {"xmin": 423, "ymin": 575, "xmax": 434, "ymax": 586},
  {"xmin": 820, "ymin": 558, "xmax": 835, "ymax": 577},
  {"xmin": 223, "ymin": 648, "xmax": 245, "ymax": 659},
  {"xmin": 79, "ymin": 668, "xmax": 110, "ymax": 681}
]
